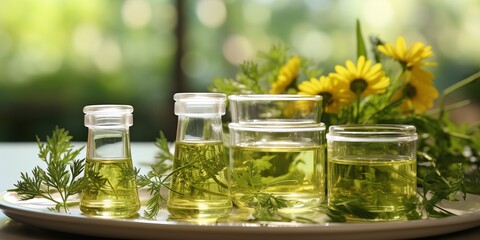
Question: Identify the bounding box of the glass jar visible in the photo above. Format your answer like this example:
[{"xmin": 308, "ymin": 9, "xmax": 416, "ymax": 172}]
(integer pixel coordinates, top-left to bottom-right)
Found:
[
  {"xmin": 228, "ymin": 94, "xmax": 323, "ymax": 124},
  {"xmin": 229, "ymin": 122, "xmax": 326, "ymax": 213},
  {"xmin": 167, "ymin": 93, "xmax": 232, "ymax": 221},
  {"xmin": 80, "ymin": 105, "xmax": 140, "ymax": 218},
  {"xmin": 228, "ymin": 94, "xmax": 326, "ymax": 213},
  {"xmin": 326, "ymin": 124, "xmax": 418, "ymax": 222}
]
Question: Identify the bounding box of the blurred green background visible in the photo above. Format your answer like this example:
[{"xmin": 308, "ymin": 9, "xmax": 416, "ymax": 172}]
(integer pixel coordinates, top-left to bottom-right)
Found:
[{"xmin": 0, "ymin": 0, "xmax": 479, "ymax": 142}]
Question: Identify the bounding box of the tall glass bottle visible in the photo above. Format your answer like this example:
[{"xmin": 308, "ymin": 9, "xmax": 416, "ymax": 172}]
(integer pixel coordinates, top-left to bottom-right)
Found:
[
  {"xmin": 167, "ymin": 93, "xmax": 232, "ymax": 221},
  {"xmin": 80, "ymin": 105, "xmax": 140, "ymax": 218}
]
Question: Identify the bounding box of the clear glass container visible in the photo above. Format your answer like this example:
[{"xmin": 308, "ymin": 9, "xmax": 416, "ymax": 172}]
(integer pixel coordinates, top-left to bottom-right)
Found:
[
  {"xmin": 167, "ymin": 93, "xmax": 232, "ymax": 221},
  {"xmin": 326, "ymin": 124, "xmax": 418, "ymax": 222},
  {"xmin": 80, "ymin": 105, "xmax": 140, "ymax": 218},
  {"xmin": 229, "ymin": 123, "xmax": 326, "ymax": 213},
  {"xmin": 228, "ymin": 94, "xmax": 326, "ymax": 213},
  {"xmin": 228, "ymin": 94, "xmax": 323, "ymax": 124}
]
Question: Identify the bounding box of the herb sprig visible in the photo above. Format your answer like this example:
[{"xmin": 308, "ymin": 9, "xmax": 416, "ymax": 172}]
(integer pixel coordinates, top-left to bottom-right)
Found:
[
  {"xmin": 9, "ymin": 126, "xmax": 85, "ymax": 212},
  {"xmin": 136, "ymin": 131, "xmax": 174, "ymax": 219},
  {"xmin": 231, "ymin": 161, "xmax": 292, "ymax": 221}
]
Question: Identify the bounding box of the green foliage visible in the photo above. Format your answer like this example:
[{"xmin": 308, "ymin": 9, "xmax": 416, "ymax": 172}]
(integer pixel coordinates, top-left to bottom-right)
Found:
[
  {"xmin": 206, "ymin": 21, "xmax": 480, "ymax": 222},
  {"xmin": 136, "ymin": 131, "xmax": 174, "ymax": 219},
  {"xmin": 83, "ymin": 168, "xmax": 108, "ymax": 197},
  {"xmin": 231, "ymin": 162, "xmax": 315, "ymax": 223},
  {"xmin": 209, "ymin": 44, "xmax": 321, "ymax": 96},
  {"xmin": 9, "ymin": 127, "xmax": 85, "ymax": 212},
  {"xmin": 356, "ymin": 19, "xmax": 367, "ymax": 58}
]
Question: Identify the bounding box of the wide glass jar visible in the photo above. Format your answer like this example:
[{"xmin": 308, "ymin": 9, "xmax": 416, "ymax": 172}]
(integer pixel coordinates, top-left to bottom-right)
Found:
[
  {"xmin": 228, "ymin": 94, "xmax": 326, "ymax": 214},
  {"xmin": 326, "ymin": 124, "xmax": 418, "ymax": 222}
]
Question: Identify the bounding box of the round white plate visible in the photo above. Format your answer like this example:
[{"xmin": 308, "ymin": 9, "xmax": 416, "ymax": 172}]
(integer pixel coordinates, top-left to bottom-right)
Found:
[{"xmin": 1, "ymin": 190, "xmax": 480, "ymax": 240}]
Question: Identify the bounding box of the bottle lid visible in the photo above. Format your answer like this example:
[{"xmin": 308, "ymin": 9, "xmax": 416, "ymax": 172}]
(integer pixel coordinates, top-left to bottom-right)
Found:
[
  {"xmin": 84, "ymin": 105, "xmax": 133, "ymax": 127},
  {"xmin": 174, "ymin": 93, "xmax": 226, "ymax": 116},
  {"xmin": 228, "ymin": 94, "xmax": 323, "ymax": 124},
  {"xmin": 327, "ymin": 124, "xmax": 417, "ymax": 142}
]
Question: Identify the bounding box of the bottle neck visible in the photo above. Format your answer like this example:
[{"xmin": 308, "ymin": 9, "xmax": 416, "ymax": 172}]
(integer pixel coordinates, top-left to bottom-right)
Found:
[
  {"xmin": 176, "ymin": 115, "xmax": 223, "ymax": 142},
  {"xmin": 86, "ymin": 127, "xmax": 131, "ymax": 159}
]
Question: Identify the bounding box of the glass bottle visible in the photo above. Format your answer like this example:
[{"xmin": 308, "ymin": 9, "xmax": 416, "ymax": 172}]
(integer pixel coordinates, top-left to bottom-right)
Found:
[
  {"xmin": 167, "ymin": 93, "xmax": 232, "ymax": 221},
  {"xmin": 80, "ymin": 105, "xmax": 140, "ymax": 218}
]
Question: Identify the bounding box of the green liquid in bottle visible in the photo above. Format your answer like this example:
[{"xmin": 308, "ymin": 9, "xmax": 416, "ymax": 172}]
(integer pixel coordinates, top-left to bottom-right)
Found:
[
  {"xmin": 167, "ymin": 141, "xmax": 232, "ymax": 220},
  {"xmin": 80, "ymin": 158, "xmax": 140, "ymax": 218},
  {"xmin": 231, "ymin": 142, "xmax": 325, "ymax": 213},
  {"xmin": 328, "ymin": 155, "xmax": 417, "ymax": 221}
]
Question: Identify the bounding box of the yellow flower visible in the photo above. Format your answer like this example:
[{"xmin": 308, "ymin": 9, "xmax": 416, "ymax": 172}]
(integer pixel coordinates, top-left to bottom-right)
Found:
[
  {"xmin": 297, "ymin": 76, "xmax": 351, "ymax": 113},
  {"xmin": 377, "ymin": 36, "xmax": 437, "ymax": 70},
  {"xmin": 393, "ymin": 70, "xmax": 439, "ymax": 113},
  {"xmin": 410, "ymin": 66, "xmax": 434, "ymax": 84},
  {"xmin": 330, "ymin": 55, "xmax": 390, "ymax": 98},
  {"xmin": 379, "ymin": 36, "xmax": 438, "ymax": 113},
  {"xmin": 270, "ymin": 56, "xmax": 300, "ymax": 94}
]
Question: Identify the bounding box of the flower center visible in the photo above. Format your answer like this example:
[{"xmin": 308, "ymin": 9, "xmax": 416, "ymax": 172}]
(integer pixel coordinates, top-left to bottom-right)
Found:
[
  {"xmin": 350, "ymin": 79, "xmax": 368, "ymax": 95},
  {"xmin": 400, "ymin": 61, "xmax": 411, "ymax": 71},
  {"xmin": 320, "ymin": 92, "xmax": 333, "ymax": 106},
  {"xmin": 403, "ymin": 83, "xmax": 417, "ymax": 98}
]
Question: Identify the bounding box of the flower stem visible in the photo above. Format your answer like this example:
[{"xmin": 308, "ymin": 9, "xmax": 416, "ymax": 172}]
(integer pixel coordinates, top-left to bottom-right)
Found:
[
  {"xmin": 427, "ymin": 100, "xmax": 470, "ymax": 115},
  {"xmin": 355, "ymin": 92, "xmax": 361, "ymax": 123},
  {"xmin": 439, "ymin": 71, "xmax": 480, "ymax": 120}
]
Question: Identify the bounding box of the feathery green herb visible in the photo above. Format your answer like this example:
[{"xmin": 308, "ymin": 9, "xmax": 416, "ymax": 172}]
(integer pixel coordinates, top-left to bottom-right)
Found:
[
  {"xmin": 166, "ymin": 140, "xmax": 231, "ymax": 220},
  {"xmin": 232, "ymin": 161, "xmax": 290, "ymax": 221},
  {"xmin": 136, "ymin": 131, "xmax": 174, "ymax": 219},
  {"xmin": 9, "ymin": 127, "xmax": 85, "ymax": 212},
  {"xmin": 231, "ymin": 161, "xmax": 319, "ymax": 223}
]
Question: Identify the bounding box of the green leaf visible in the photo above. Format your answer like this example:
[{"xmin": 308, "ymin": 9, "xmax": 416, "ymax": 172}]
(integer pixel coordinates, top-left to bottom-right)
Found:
[{"xmin": 356, "ymin": 19, "xmax": 367, "ymax": 59}]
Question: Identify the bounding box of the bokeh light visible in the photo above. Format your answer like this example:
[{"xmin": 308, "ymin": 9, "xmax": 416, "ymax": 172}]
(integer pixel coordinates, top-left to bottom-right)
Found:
[
  {"xmin": 242, "ymin": 1, "xmax": 271, "ymax": 26},
  {"xmin": 222, "ymin": 35, "xmax": 255, "ymax": 65},
  {"xmin": 362, "ymin": 0, "xmax": 394, "ymax": 28},
  {"xmin": 1, "ymin": 0, "xmax": 479, "ymax": 141},
  {"xmin": 196, "ymin": 0, "xmax": 227, "ymax": 28},
  {"xmin": 92, "ymin": 38, "xmax": 123, "ymax": 73},
  {"xmin": 122, "ymin": 0, "xmax": 152, "ymax": 29},
  {"xmin": 290, "ymin": 24, "xmax": 332, "ymax": 62}
]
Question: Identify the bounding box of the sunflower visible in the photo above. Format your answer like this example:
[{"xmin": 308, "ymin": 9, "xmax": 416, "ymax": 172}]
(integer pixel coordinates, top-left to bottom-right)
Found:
[
  {"xmin": 330, "ymin": 55, "xmax": 390, "ymax": 98},
  {"xmin": 377, "ymin": 36, "xmax": 437, "ymax": 70},
  {"xmin": 270, "ymin": 56, "xmax": 300, "ymax": 94},
  {"xmin": 393, "ymin": 70, "xmax": 439, "ymax": 113},
  {"xmin": 297, "ymin": 76, "xmax": 351, "ymax": 113}
]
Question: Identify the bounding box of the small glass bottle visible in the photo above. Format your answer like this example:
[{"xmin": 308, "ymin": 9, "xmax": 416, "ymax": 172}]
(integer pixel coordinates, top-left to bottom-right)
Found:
[
  {"xmin": 167, "ymin": 93, "xmax": 232, "ymax": 221},
  {"xmin": 80, "ymin": 105, "xmax": 140, "ymax": 218}
]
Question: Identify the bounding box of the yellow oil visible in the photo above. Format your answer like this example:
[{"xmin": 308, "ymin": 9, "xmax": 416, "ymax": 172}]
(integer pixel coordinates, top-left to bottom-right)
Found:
[
  {"xmin": 231, "ymin": 142, "xmax": 325, "ymax": 212},
  {"xmin": 80, "ymin": 158, "xmax": 140, "ymax": 218},
  {"xmin": 328, "ymin": 156, "xmax": 417, "ymax": 221},
  {"xmin": 167, "ymin": 141, "xmax": 232, "ymax": 220}
]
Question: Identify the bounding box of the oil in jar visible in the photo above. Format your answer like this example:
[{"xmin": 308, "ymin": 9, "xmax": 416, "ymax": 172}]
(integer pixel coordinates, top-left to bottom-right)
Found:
[
  {"xmin": 80, "ymin": 158, "xmax": 140, "ymax": 218},
  {"xmin": 327, "ymin": 155, "xmax": 417, "ymax": 221},
  {"xmin": 167, "ymin": 141, "xmax": 231, "ymax": 220},
  {"xmin": 230, "ymin": 142, "xmax": 325, "ymax": 213}
]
